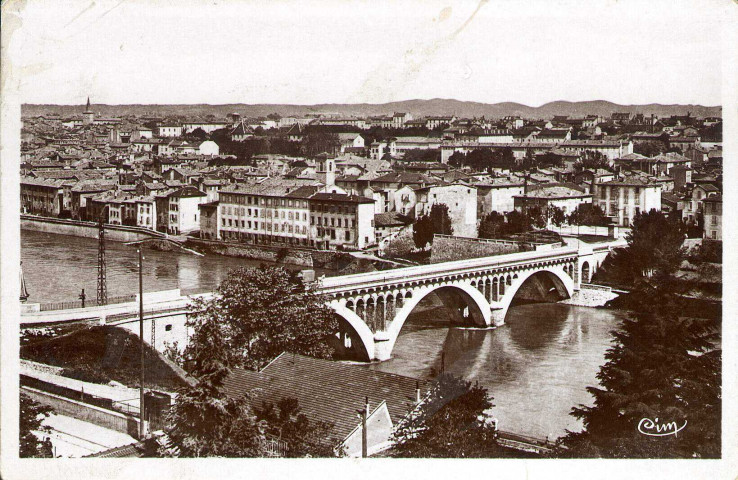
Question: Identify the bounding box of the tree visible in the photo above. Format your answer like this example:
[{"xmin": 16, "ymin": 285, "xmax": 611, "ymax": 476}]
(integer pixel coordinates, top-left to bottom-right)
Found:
[
  {"xmin": 547, "ymin": 205, "xmax": 566, "ymax": 227},
  {"xmin": 402, "ymin": 149, "xmax": 440, "ymax": 163},
  {"xmin": 20, "ymin": 392, "xmax": 54, "ymax": 458},
  {"xmin": 478, "ymin": 211, "xmax": 506, "ymax": 239},
  {"xmin": 303, "ymin": 132, "xmax": 340, "ymax": 156},
  {"xmin": 568, "ymin": 203, "xmax": 609, "ymax": 227},
  {"xmin": 504, "ymin": 210, "xmax": 534, "ymax": 235},
  {"xmin": 560, "ymin": 271, "xmax": 720, "ymax": 458},
  {"xmin": 448, "ymin": 151, "xmax": 467, "ymax": 168},
  {"xmin": 579, "ymin": 150, "xmax": 609, "ymax": 170},
  {"xmin": 184, "ymin": 266, "xmax": 339, "ymax": 374},
  {"xmin": 634, "ymin": 140, "xmax": 667, "ymax": 157},
  {"xmin": 413, "ymin": 203, "xmax": 454, "ymax": 249},
  {"xmin": 626, "ymin": 209, "xmax": 686, "ymax": 277},
  {"xmin": 162, "ymin": 372, "xmax": 266, "ymax": 457},
  {"xmin": 254, "ymin": 398, "xmax": 337, "ymax": 457},
  {"xmin": 560, "ymin": 208, "xmax": 719, "ymax": 458},
  {"xmin": 391, "ymin": 374, "xmax": 505, "ymax": 457},
  {"xmin": 594, "ymin": 210, "xmax": 686, "ymax": 286},
  {"xmin": 383, "ymin": 228, "xmax": 415, "ymax": 258}
]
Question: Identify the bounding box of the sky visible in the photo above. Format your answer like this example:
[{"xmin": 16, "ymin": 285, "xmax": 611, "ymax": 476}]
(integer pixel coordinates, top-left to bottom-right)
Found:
[{"xmin": 5, "ymin": 0, "xmax": 731, "ymax": 106}]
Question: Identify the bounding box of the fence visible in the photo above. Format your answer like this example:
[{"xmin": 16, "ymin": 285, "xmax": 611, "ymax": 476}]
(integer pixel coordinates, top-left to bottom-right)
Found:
[
  {"xmin": 40, "ymin": 294, "xmax": 137, "ymax": 312},
  {"xmin": 261, "ymin": 435, "xmax": 288, "ymax": 457},
  {"xmin": 105, "ymin": 305, "xmax": 192, "ymax": 324}
]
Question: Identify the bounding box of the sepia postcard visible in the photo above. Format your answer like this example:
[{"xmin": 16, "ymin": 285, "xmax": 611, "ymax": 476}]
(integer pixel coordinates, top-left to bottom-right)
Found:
[{"xmin": 0, "ymin": 0, "xmax": 736, "ymax": 479}]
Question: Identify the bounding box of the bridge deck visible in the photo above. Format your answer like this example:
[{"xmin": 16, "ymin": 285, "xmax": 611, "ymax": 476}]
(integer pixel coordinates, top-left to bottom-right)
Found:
[{"xmin": 319, "ymin": 246, "xmax": 580, "ymax": 294}]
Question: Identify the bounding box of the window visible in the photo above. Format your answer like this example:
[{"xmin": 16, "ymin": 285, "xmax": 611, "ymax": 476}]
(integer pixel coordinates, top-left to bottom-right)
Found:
[
  {"xmin": 165, "ymin": 324, "xmax": 172, "ymax": 332},
  {"xmin": 711, "ymin": 231, "xmax": 716, "ymax": 239},
  {"xmin": 345, "ymin": 231, "xmax": 350, "ymax": 241}
]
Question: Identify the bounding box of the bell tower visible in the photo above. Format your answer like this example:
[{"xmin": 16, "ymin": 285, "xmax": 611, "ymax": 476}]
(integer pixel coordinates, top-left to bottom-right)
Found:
[
  {"xmin": 83, "ymin": 97, "xmax": 95, "ymax": 125},
  {"xmin": 316, "ymin": 152, "xmax": 335, "ymax": 188}
]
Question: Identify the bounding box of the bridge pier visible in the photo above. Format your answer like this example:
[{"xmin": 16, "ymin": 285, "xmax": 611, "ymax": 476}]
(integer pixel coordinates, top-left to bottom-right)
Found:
[{"xmin": 490, "ymin": 308, "xmax": 506, "ymax": 326}]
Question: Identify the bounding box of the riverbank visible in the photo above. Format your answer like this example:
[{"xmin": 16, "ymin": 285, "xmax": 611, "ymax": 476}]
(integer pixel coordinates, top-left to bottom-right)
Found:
[
  {"xmin": 21, "ymin": 215, "xmax": 164, "ymax": 243},
  {"xmin": 185, "ymin": 237, "xmax": 358, "ymax": 269}
]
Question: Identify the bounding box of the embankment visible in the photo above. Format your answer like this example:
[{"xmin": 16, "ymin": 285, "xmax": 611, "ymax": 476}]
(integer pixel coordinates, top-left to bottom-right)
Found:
[
  {"xmin": 186, "ymin": 237, "xmax": 356, "ymax": 269},
  {"xmin": 21, "ymin": 215, "xmax": 165, "ymax": 243}
]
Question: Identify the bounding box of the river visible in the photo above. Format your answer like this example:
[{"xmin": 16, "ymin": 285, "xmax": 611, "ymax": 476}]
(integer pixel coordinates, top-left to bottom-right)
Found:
[
  {"xmin": 21, "ymin": 230, "xmax": 328, "ymax": 304},
  {"xmin": 22, "ymin": 229, "xmax": 624, "ymax": 441},
  {"xmin": 365, "ymin": 302, "xmax": 625, "ymax": 441}
]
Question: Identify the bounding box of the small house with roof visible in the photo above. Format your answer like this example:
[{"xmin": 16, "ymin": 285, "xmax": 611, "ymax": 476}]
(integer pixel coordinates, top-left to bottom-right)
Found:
[{"xmin": 222, "ymin": 353, "xmax": 428, "ymax": 457}]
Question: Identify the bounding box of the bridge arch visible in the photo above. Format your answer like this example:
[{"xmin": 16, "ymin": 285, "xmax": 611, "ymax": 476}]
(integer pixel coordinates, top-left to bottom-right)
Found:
[
  {"xmin": 330, "ymin": 300, "xmax": 376, "ymax": 361},
  {"xmin": 382, "ymin": 282, "xmax": 492, "ymax": 361},
  {"xmin": 493, "ymin": 267, "xmax": 574, "ymax": 323},
  {"xmin": 581, "ymin": 261, "xmax": 591, "ymax": 283}
]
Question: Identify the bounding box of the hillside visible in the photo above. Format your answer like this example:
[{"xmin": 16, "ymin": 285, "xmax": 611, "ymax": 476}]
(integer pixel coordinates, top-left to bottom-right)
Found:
[{"xmin": 22, "ymin": 98, "xmax": 721, "ymax": 120}]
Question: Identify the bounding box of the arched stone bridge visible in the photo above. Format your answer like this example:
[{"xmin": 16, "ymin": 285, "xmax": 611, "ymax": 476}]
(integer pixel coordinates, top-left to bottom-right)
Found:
[{"xmin": 320, "ymin": 245, "xmax": 608, "ymax": 361}]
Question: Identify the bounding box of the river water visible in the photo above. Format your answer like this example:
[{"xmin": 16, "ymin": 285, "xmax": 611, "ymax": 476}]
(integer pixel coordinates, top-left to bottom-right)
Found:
[
  {"xmin": 21, "ymin": 230, "xmax": 326, "ymax": 304},
  {"xmin": 22, "ymin": 229, "xmax": 624, "ymax": 441},
  {"xmin": 366, "ymin": 302, "xmax": 624, "ymax": 441}
]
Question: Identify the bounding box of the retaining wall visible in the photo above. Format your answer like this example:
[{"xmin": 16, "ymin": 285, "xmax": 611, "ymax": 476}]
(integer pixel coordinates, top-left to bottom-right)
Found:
[
  {"xmin": 21, "ymin": 215, "xmax": 164, "ymax": 242},
  {"xmin": 186, "ymin": 237, "xmax": 353, "ymax": 269},
  {"xmin": 560, "ymin": 284, "xmax": 619, "ymax": 307},
  {"xmin": 21, "ymin": 386, "xmax": 141, "ymax": 439},
  {"xmin": 430, "ymin": 235, "xmax": 526, "ymax": 263}
]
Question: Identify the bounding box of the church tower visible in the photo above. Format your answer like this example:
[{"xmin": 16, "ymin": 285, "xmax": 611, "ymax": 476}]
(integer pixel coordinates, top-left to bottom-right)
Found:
[
  {"xmin": 83, "ymin": 97, "xmax": 95, "ymax": 125},
  {"xmin": 316, "ymin": 152, "xmax": 335, "ymax": 189}
]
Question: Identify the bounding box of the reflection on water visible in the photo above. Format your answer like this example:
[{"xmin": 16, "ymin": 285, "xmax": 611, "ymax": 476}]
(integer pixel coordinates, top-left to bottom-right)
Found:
[
  {"xmin": 367, "ymin": 302, "xmax": 624, "ymax": 440},
  {"xmin": 21, "ymin": 230, "xmax": 327, "ymax": 303}
]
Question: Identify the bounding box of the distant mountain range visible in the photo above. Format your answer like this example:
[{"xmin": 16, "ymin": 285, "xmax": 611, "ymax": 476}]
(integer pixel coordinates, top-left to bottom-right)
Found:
[{"xmin": 22, "ymin": 99, "xmax": 722, "ymax": 120}]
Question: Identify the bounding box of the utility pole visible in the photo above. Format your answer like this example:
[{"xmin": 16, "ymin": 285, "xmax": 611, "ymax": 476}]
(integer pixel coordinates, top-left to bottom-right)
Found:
[
  {"xmin": 97, "ymin": 209, "xmax": 108, "ymax": 306},
  {"xmin": 361, "ymin": 396, "xmax": 369, "ymax": 458},
  {"xmin": 138, "ymin": 248, "xmax": 146, "ymax": 439}
]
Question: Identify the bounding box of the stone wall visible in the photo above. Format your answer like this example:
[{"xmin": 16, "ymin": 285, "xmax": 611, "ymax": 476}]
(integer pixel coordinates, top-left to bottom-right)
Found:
[
  {"xmin": 560, "ymin": 284, "xmax": 619, "ymax": 307},
  {"xmin": 430, "ymin": 235, "xmax": 525, "ymax": 263},
  {"xmin": 21, "ymin": 215, "xmax": 164, "ymax": 242},
  {"xmin": 22, "ymin": 386, "xmax": 141, "ymax": 439},
  {"xmin": 186, "ymin": 237, "xmax": 354, "ymax": 269}
]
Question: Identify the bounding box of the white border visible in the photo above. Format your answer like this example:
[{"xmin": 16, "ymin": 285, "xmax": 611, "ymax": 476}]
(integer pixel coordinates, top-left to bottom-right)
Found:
[{"xmin": 1, "ymin": 1, "xmax": 736, "ymax": 479}]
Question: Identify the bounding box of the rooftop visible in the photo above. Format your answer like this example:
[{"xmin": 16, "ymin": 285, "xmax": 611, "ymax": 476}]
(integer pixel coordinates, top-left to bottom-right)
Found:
[{"xmin": 222, "ymin": 353, "xmax": 426, "ymax": 444}]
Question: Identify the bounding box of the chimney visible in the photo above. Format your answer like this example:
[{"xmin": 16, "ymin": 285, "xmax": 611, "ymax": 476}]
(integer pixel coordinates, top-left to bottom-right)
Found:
[{"xmin": 415, "ymin": 381, "xmax": 421, "ymax": 403}]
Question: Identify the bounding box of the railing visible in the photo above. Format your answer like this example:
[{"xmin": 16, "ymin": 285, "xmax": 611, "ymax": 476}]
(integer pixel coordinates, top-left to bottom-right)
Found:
[
  {"xmin": 319, "ymin": 245, "xmax": 579, "ymax": 293},
  {"xmin": 580, "ymin": 283, "xmax": 612, "ymax": 292},
  {"xmin": 39, "ymin": 294, "xmax": 137, "ymax": 312},
  {"xmin": 260, "ymin": 435, "xmax": 288, "ymax": 457},
  {"xmin": 497, "ymin": 429, "xmax": 553, "ymax": 454},
  {"xmin": 105, "ymin": 305, "xmax": 192, "ymax": 324},
  {"xmin": 112, "ymin": 398, "xmax": 141, "ymax": 416}
]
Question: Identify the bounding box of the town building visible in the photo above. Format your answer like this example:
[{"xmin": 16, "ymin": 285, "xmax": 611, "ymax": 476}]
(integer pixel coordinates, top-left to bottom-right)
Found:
[
  {"xmin": 156, "ymin": 124, "xmax": 184, "ymax": 137},
  {"xmin": 595, "ymin": 176, "xmax": 662, "ymax": 227},
  {"xmin": 222, "ymin": 353, "xmax": 429, "ymax": 457},
  {"xmin": 155, "ymin": 185, "xmax": 207, "ymax": 234},
  {"xmin": 514, "ymin": 183, "xmax": 592, "ymax": 217},
  {"xmin": 20, "ymin": 176, "xmax": 65, "ymax": 216},
  {"xmin": 702, "ymin": 194, "xmax": 722, "ymax": 240},
  {"xmin": 473, "ymin": 177, "xmax": 525, "ymax": 215},
  {"xmin": 414, "ymin": 183, "xmax": 478, "ymax": 238}
]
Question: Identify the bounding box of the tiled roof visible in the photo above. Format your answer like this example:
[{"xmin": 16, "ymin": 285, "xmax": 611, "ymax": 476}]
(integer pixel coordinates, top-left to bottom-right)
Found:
[
  {"xmin": 375, "ymin": 212, "xmax": 412, "ymax": 227},
  {"xmin": 372, "ymin": 172, "xmax": 436, "ymax": 185},
  {"xmin": 522, "ymin": 183, "xmax": 589, "ymax": 199},
  {"xmin": 310, "ymin": 192, "xmax": 375, "ymax": 203},
  {"xmin": 20, "ymin": 176, "xmax": 65, "ymax": 188},
  {"xmin": 600, "ymin": 175, "xmax": 658, "ymax": 187},
  {"xmin": 222, "ymin": 353, "xmax": 427, "ymax": 443},
  {"xmin": 703, "ymin": 194, "xmax": 722, "ymax": 202}
]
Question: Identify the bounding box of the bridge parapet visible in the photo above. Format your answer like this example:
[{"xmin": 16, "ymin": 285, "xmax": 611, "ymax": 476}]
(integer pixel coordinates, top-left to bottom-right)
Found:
[{"xmin": 318, "ymin": 246, "xmax": 580, "ymax": 296}]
